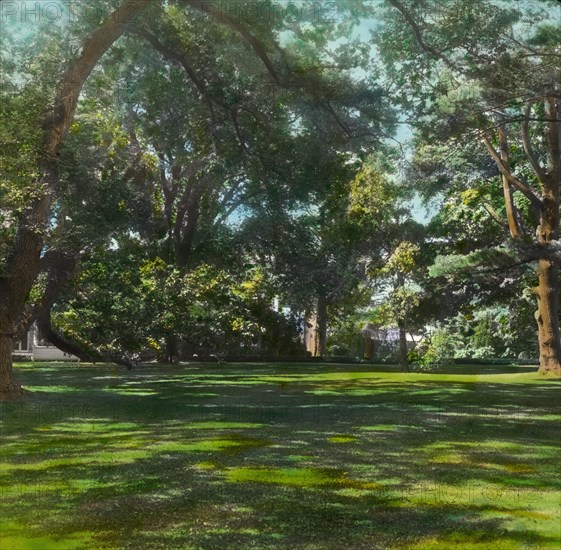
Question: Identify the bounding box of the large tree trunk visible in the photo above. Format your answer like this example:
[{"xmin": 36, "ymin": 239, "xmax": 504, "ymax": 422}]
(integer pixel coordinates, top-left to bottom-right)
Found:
[
  {"xmin": 0, "ymin": 333, "xmax": 24, "ymax": 398},
  {"xmin": 535, "ymin": 257, "xmax": 561, "ymax": 374},
  {"xmin": 485, "ymin": 96, "xmax": 561, "ymax": 376},
  {"xmin": 15, "ymin": 250, "xmax": 78, "ymax": 341},
  {"xmin": 536, "ymin": 96, "xmax": 561, "ymax": 375},
  {"xmin": 0, "ymin": 0, "xmax": 151, "ymax": 398}
]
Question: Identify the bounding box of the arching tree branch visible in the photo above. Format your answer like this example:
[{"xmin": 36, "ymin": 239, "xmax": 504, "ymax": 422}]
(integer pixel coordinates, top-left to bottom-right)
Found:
[
  {"xmin": 521, "ymin": 103, "xmax": 548, "ymax": 185},
  {"xmin": 481, "ymin": 133, "xmax": 543, "ymax": 211},
  {"xmin": 181, "ymin": 0, "xmax": 281, "ymax": 83}
]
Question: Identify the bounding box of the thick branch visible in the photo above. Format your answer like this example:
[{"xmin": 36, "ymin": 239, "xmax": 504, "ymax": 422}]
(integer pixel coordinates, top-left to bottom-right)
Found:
[
  {"xmin": 37, "ymin": 308, "xmax": 135, "ymax": 369},
  {"xmin": 481, "ymin": 133, "xmax": 543, "ymax": 211},
  {"xmin": 45, "ymin": 0, "xmax": 152, "ymax": 157},
  {"xmin": 36, "ymin": 308, "xmax": 100, "ymax": 363},
  {"xmin": 498, "ymin": 124, "xmax": 522, "ymax": 239},
  {"xmin": 545, "ymin": 96, "xmax": 561, "ymax": 187}
]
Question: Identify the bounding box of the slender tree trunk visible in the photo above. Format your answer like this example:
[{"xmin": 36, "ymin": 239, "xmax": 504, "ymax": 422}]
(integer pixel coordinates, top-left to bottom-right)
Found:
[
  {"xmin": 316, "ymin": 295, "xmax": 328, "ymax": 358},
  {"xmin": 164, "ymin": 334, "xmax": 178, "ymax": 364},
  {"xmin": 398, "ymin": 320, "xmax": 409, "ymax": 371},
  {"xmin": 498, "ymin": 124, "xmax": 522, "ymax": 239}
]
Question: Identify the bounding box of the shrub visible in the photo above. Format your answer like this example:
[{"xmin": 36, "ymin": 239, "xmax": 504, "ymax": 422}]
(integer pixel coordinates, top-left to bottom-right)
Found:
[{"xmin": 410, "ymin": 329, "xmax": 455, "ymax": 371}]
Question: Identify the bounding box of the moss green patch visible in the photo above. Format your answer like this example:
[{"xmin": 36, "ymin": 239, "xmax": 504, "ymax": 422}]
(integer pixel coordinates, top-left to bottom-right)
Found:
[
  {"xmin": 222, "ymin": 466, "xmax": 379, "ymax": 491},
  {"xmin": 327, "ymin": 435, "xmax": 357, "ymax": 443}
]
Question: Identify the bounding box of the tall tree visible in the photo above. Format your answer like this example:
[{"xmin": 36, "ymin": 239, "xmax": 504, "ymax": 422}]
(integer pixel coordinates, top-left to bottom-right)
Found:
[
  {"xmin": 376, "ymin": 0, "xmax": 561, "ymax": 373},
  {"xmin": 0, "ymin": 0, "xmax": 152, "ymax": 397}
]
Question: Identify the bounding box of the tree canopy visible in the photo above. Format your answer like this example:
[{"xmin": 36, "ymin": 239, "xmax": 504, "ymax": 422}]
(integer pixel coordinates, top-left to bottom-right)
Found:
[{"xmin": 1, "ymin": 0, "xmax": 560, "ymax": 395}]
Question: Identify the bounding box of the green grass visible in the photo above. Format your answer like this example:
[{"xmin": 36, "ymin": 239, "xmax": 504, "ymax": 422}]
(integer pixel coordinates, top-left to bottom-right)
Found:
[{"xmin": 1, "ymin": 361, "xmax": 560, "ymax": 549}]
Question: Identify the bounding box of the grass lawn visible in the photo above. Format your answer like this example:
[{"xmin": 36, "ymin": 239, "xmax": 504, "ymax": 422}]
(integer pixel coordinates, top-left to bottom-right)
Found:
[{"xmin": 1, "ymin": 361, "xmax": 560, "ymax": 549}]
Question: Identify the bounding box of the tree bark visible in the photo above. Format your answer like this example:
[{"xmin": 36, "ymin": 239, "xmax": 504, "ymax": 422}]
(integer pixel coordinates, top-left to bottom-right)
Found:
[
  {"xmin": 0, "ymin": 333, "xmax": 25, "ymax": 398},
  {"xmin": 536, "ymin": 96, "xmax": 561, "ymax": 375},
  {"xmin": 164, "ymin": 334, "xmax": 178, "ymax": 364},
  {"xmin": 0, "ymin": 0, "xmax": 151, "ymax": 397},
  {"xmin": 498, "ymin": 124, "xmax": 522, "ymax": 239},
  {"xmin": 535, "ymin": 258, "xmax": 561, "ymax": 374},
  {"xmin": 316, "ymin": 295, "xmax": 328, "ymax": 358},
  {"xmin": 36, "ymin": 308, "xmax": 100, "ymax": 363}
]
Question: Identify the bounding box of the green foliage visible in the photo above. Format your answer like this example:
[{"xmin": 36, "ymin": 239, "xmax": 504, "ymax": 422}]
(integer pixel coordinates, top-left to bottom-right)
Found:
[
  {"xmin": 429, "ymin": 246, "xmax": 519, "ymax": 280},
  {"xmin": 327, "ymin": 311, "xmax": 371, "ymax": 357},
  {"xmin": 348, "ymin": 164, "xmax": 396, "ymax": 224},
  {"xmin": 410, "ymin": 328, "xmax": 457, "ymax": 371},
  {"xmin": 53, "ymin": 244, "xmax": 304, "ymax": 359}
]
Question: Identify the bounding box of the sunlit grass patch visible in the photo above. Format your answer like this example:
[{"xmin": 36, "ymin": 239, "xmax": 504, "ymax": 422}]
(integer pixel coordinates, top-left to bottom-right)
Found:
[
  {"xmin": 23, "ymin": 385, "xmax": 84, "ymax": 393},
  {"xmin": 3, "ymin": 361, "xmax": 560, "ymax": 549},
  {"xmin": 359, "ymin": 424, "xmax": 401, "ymax": 431},
  {"xmin": 36, "ymin": 421, "xmax": 141, "ymax": 433},
  {"xmin": 222, "ymin": 466, "xmax": 380, "ymax": 491},
  {"xmin": 222, "ymin": 466, "xmax": 347, "ymax": 487},
  {"xmin": 105, "ymin": 389, "xmax": 160, "ymax": 396},
  {"xmin": 327, "ymin": 435, "xmax": 357, "ymax": 443},
  {"xmin": 0, "ymin": 522, "xmax": 96, "ymax": 550}
]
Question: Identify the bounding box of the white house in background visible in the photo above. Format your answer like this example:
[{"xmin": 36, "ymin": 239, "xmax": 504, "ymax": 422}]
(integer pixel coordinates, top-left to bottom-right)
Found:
[{"xmin": 12, "ymin": 325, "xmax": 78, "ymax": 361}]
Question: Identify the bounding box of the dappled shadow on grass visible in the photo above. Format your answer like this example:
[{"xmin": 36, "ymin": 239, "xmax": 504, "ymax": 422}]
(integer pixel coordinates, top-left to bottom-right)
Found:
[{"xmin": 0, "ymin": 362, "xmax": 559, "ymax": 549}]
